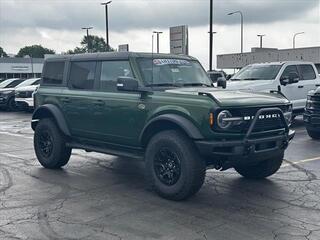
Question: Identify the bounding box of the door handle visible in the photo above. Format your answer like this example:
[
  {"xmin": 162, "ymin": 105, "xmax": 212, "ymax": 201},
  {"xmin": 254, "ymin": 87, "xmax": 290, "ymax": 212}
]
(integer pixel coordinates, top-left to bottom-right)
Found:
[
  {"xmin": 61, "ymin": 97, "xmax": 70, "ymax": 103},
  {"xmin": 93, "ymin": 100, "xmax": 105, "ymax": 106},
  {"xmin": 298, "ymin": 86, "xmax": 304, "ymax": 88}
]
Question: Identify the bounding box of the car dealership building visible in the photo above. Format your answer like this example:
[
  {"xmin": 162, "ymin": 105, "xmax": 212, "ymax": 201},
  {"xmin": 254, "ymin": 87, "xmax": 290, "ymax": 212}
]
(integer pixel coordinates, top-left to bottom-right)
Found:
[{"xmin": 0, "ymin": 57, "xmax": 44, "ymax": 80}]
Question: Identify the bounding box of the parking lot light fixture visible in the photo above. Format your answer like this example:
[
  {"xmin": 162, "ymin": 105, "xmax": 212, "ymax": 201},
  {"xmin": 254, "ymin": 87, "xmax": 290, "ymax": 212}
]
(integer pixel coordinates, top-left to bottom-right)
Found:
[
  {"xmin": 153, "ymin": 31, "xmax": 163, "ymax": 53},
  {"xmin": 101, "ymin": 1, "xmax": 112, "ymax": 51},
  {"xmin": 81, "ymin": 27, "xmax": 93, "ymax": 53},
  {"xmin": 227, "ymin": 11, "xmax": 244, "ymax": 53},
  {"xmin": 257, "ymin": 34, "xmax": 266, "ymax": 48},
  {"xmin": 293, "ymin": 32, "xmax": 305, "ymax": 49}
]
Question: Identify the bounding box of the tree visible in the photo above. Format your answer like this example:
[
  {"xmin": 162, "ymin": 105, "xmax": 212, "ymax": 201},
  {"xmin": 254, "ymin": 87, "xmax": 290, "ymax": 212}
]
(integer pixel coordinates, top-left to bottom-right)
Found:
[
  {"xmin": 0, "ymin": 47, "xmax": 8, "ymax": 57},
  {"xmin": 66, "ymin": 35, "xmax": 114, "ymax": 54},
  {"xmin": 16, "ymin": 45, "xmax": 55, "ymax": 58}
]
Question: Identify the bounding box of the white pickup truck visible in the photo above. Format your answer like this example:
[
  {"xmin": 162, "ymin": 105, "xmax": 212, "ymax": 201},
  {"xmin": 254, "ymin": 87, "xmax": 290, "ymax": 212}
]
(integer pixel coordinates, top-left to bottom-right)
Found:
[{"xmin": 226, "ymin": 61, "xmax": 320, "ymax": 115}]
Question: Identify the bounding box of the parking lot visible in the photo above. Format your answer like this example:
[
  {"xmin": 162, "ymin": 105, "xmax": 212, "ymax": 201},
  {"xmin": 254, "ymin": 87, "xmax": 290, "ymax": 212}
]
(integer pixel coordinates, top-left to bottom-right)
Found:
[{"xmin": 0, "ymin": 111, "xmax": 319, "ymax": 240}]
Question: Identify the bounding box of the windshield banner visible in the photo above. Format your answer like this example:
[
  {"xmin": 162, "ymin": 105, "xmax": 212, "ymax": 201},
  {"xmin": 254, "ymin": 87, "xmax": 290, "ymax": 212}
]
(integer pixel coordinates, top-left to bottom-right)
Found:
[{"xmin": 153, "ymin": 59, "xmax": 191, "ymax": 66}]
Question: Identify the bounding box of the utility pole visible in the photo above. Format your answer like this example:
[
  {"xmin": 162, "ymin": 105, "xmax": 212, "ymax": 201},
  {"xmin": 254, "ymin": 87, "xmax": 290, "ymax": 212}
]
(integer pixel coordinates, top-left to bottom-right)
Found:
[
  {"xmin": 257, "ymin": 34, "xmax": 265, "ymax": 48},
  {"xmin": 293, "ymin": 32, "xmax": 305, "ymax": 49},
  {"xmin": 228, "ymin": 11, "xmax": 244, "ymax": 53},
  {"xmin": 101, "ymin": 1, "xmax": 112, "ymax": 51},
  {"xmin": 209, "ymin": 0, "xmax": 213, "ymax": 71},
  {"xmin": 81, "ymin": 27, "xmax": 93, "ymax": 53},
  {"xmin": 153, "ymin": 31, "xmax": 163, "ymax": 53}
]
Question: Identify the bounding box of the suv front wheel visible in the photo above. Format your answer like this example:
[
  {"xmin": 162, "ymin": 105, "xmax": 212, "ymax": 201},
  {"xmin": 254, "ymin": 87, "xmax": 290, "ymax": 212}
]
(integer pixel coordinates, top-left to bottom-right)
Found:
[
  {"xmin": 234, "ymin": 153, "xmax": 283, "ymax": 179},
  {"xmin": 306, "ymin": 128, "xmax": 320, "ymax": 140},
  {"xmin": 34, "ymin": 118, "xmax": 72, "ymax": 169},
  {"xmin": 145, "ymin": 130, "xmax": 206, "ymax": 201}
]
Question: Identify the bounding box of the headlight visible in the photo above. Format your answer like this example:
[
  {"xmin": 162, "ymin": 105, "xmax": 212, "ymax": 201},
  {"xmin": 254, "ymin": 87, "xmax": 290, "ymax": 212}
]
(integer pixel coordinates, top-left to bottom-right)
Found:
[{"xmin": 217, "ymin": 110, "xmax": 233, "ymax": 129}]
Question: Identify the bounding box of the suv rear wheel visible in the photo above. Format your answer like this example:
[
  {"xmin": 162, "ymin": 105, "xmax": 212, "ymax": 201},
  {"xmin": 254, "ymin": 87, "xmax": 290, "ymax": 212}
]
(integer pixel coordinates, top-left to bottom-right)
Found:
[
  {"xmin": 234, "ymin": 153, "xmax": 283, "ymax": 179},
  {"xmin": 34, "ymin": 118, "xmax": 71, "ymax": 169},
  {"xmin": 145, "ymin": 130, "xmax": 206, "ymax": 201},
  {"xmin": 306, "ymin": 128, "xmax": 320, "ymax": 140}
]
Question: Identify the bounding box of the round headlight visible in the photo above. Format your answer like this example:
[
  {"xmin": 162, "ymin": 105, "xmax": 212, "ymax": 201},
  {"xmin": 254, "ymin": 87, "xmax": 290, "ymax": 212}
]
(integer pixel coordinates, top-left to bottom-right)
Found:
[{"xmin": 217, "ymin": 110, "xmax": 232, "ymax": 129}]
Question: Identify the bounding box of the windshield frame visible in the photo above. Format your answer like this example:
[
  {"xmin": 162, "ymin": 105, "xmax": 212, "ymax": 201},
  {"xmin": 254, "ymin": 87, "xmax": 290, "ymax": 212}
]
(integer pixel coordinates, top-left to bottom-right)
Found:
[
  {"xmin": 231, "ymin": 64, "xmax": 282, "ymax": 81},
  {"xmin": 135, "ymin": 57, "xmax": 212, "ymax": 88}
]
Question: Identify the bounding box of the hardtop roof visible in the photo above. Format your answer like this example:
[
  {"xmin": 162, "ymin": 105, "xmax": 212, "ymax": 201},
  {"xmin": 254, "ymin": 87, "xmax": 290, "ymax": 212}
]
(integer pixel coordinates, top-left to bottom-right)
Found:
[{"xmin": 45, "ymin": 52, "xmax": 197, "ymax": 62}]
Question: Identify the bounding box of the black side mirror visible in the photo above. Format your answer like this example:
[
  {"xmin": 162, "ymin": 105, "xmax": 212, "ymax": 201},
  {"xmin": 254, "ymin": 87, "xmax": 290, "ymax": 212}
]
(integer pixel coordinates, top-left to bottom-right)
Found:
[
  {"xmin": 117, "ymin": 77, "xmax": 139, "ymax": 92},
  {"xmin": 281, "ymin": 72, "xmax": 299, "ymax": 85},
  {"xmin": 217, "ymin": 77, "xmax": 227, "ymax": 89},
  {"xmin": 226, "ymin": 74, "xmax": 232, "ymax": 80}
]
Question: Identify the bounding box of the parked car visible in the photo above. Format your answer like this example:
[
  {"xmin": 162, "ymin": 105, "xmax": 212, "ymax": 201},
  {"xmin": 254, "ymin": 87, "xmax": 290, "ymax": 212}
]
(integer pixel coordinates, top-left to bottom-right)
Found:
[
  {"xmin": 0, "ymin": 78, "xmax": 24, "ymax": 89},
  {"xmin": 226, "ymin": 61, "xmax": 320, "ymax": 116},
  {"xmin": 304, "ymin": 88, "xmax": 320, "ymax": 139},
  {"xmin": 32, "ymin": 52, "xmax": 295, "ymax": 200},
  {"xmin": 0, "ymin": 78, "xmax": 39, "ymax": 111},
  {"xmin": 15, "ymin": 78, "xmax": 40, "ymax": 111}
]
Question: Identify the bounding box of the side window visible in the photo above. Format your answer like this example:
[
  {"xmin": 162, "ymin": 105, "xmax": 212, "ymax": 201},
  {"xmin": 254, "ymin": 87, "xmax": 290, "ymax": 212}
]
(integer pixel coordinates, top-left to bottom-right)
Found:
[
  {"xmin": 280, "ymin": 65, "xmax": 299, "ymax": 80},
  {"xmin": 69, "ymin": 61, "xmax": 96, "ymax": 90},
  {"xmin": 297, "ymin": 65, "xmax": 316, "ymax": 80},
  {"xmin": 99, "ymin": 61, "xmax": 133, "ymax": 91},
  {"xmin": 43, "ymin": 61, "xmax": 65, "ymax": 85}
]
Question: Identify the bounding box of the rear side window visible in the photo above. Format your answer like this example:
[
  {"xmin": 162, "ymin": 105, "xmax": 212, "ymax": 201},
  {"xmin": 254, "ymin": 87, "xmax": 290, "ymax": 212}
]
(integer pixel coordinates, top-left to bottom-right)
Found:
[
  {"xmin": 297, "ymin": 65, "xmax": 316, "ymax": 80},
  {"xmin": 69, "ymin": 61, "xmax": 96, "ymax": 90},
  {"xmin": 43, "ymin": 61, "xmax": 65, "ymax": 85},
  {"xmin": 99, "ymin": 61, "xmax": 133, "ymax": 91}
]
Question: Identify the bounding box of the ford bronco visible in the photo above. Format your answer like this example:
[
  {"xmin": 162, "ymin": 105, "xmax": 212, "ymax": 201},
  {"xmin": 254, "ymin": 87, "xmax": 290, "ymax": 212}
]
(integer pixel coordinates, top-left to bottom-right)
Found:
[{"xmin": 32, "ymin": 52, "xmax": 295, "ymax": 200}]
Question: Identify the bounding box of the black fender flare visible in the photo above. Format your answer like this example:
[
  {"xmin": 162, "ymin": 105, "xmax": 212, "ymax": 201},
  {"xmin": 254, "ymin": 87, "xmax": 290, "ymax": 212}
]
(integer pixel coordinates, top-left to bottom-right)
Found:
[
  {"xmin": 32, "ymin": 104, "xmax": 71, "ymax": 136},
  {"xmin": 139, "ymin": 114, "xmax": 204, "ymax": 146}
]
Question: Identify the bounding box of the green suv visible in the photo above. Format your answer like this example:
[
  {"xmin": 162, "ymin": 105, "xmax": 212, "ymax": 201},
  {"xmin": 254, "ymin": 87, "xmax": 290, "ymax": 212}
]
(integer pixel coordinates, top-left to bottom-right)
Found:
[{"xmin": 32, "ymin": 52, "xmax": 295, "ymax": 200}]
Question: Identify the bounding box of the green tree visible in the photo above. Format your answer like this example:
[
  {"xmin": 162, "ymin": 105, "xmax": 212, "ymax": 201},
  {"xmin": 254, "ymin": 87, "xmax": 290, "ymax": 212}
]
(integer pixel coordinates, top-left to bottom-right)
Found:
[
  {"xmin": 66, "ymin": 35, "xmax": 114, "ymax": 54},
  {"xmin": 16, "ymin": 45, "xmax": 55, "ymax": 58},
  {"xmin": 0, "ymin": 47, "xmax": 8, "ymax": 57}
]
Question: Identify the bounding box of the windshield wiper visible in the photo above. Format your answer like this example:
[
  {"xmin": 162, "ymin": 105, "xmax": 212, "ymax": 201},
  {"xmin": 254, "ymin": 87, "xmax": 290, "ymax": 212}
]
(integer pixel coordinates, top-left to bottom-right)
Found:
[
  {"xmin": 242, "ymin": 78, "xmax": 261, "ymax": 80},
  {"xmin": 182, "ymin": 83, "xmax": 212, "ymax": 87}
]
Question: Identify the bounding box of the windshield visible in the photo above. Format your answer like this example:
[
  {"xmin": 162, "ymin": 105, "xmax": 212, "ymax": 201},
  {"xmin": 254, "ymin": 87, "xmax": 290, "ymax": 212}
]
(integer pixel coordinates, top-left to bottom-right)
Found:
[
  {"xmin": 231, "ymin": 64, "xmax": 282, "ymax": 81},
  {"xmin": 0, "ymin": 79, "xmax": 24, "ymax": 88},
  {"xmin": 137, "ymin": 58, "xmax": 212, "ymax": 87},
  {"xmin": 15, "ymin": 78, "xmax": 40, "ymax": 88}
]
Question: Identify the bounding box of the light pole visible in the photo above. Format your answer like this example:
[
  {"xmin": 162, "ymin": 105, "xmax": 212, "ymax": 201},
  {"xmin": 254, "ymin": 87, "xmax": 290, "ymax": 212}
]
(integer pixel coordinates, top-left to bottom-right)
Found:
[
  {"xmin": 153, "ymin": 31, "xmax": 163, "ymax": 53},
  {"xmin": 81, "ymin": 27, "xmax": 93, "ymax": 53},
  {"xmin": 101, "ymin": 1, "xmax": 112, "ymax": 51},
  {"xmin": 257, "ymin": 34, "xmax": 265, "ymax": 48},
  {"xmin": 293, "ymin": 32, "xmax": 304, "ymax": 49},
  {"xmin": 227, "ymin": 11, "xmax": 244, "ymax": 53},
  {"xmin": 208, "ymin": 31, "xmax": 217, "ymax": 71}
]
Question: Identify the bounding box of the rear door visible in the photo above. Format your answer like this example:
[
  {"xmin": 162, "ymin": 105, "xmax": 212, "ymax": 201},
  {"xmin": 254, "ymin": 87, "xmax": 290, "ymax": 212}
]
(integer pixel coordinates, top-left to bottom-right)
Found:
[{"xmin": 296, "ymin": 64, "xmax": 319, "ymax": 101}]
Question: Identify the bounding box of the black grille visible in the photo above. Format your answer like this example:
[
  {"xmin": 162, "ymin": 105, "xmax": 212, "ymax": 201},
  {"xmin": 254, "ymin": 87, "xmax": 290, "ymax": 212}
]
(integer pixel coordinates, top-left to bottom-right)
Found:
[
  {"xmin": 17, "ymin": 91, "xmax": 32, "ymax": 98},
  {"xmin": 309, "ymin": 95, "xmax": 320, "ymax": 110},
  {"xmin": 219, "ymin": 106, "xmax": 287, "ymax": 134}
]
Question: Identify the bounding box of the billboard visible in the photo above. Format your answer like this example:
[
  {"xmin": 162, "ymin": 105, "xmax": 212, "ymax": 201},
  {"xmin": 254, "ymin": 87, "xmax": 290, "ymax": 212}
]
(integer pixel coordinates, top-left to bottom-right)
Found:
[
  {"xmin": 170, "ymin": 25, "xmax": 189, "ymax": 55},
  {"xmin": 118, "ymin": 44, "xmax": 129, "ymax": 52}
]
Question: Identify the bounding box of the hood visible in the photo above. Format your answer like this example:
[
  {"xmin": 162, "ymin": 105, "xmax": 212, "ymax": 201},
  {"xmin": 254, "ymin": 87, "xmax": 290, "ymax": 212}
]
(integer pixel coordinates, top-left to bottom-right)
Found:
[
  {"xmin": 0, "ymin": 88, "xmax": 14, "ymax": 93},
  {"xmin": 15, "ymin": 85, "xmax": 39, "ymax": 92},
  {"xmin": 226, "ymin": 80, "xmax": 273, "ymax": 91},
  {"xmin": 165, "ymin": 87, "xmax": 289, "ymax": 107}
]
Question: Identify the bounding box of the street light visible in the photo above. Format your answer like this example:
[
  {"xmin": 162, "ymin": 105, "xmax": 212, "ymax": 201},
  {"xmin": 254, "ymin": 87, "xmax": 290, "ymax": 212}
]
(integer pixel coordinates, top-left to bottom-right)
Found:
[
  {"xmin": 101, "ymin": 1, "xmax": 112, "ymax": 51},
  {"xmin": 208, "ymin": 31, "xmax": 217, "ymax": 71},
  {"xmin": 293, "ymin": 32, "xmax": 305, "ymax": 49},
  {"xmin": 153, "ymin": 31, "xmax": 163, "ymax": 53},
  {"xmin": 81, "ymin": 27, "xmax": 93, "ymax": 53},
  {"xmin": 227, "ymin": 11, "xmax": 244, "ymax": 53},
  {"xmin": 257, "ymin": 34, "xmax": 266, "ymax": 48}
]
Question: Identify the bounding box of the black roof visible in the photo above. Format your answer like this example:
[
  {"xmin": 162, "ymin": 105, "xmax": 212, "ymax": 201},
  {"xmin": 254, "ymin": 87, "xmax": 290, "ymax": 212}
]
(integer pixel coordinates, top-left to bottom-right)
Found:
[{"xmin": 45, "ymin": 52, "xmax": 197, "ymax": 62}]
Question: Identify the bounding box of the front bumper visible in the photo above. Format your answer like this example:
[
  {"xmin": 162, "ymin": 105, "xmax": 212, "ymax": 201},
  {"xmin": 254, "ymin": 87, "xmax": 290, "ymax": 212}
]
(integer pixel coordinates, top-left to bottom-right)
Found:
[
  {"xmin": 195, "ymin": 107, "xmax": 295, "ymax": 168},
  {"xmin": 15, "ymin": 98, "xmax": 34, "ymax": 108}
]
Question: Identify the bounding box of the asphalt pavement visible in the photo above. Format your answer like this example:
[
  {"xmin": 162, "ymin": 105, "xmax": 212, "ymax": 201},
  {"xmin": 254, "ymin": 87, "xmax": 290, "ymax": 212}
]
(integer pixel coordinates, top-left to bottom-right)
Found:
[{"xmin": 0, "ymin": 111, "xmax": 319, "ymax": 240}]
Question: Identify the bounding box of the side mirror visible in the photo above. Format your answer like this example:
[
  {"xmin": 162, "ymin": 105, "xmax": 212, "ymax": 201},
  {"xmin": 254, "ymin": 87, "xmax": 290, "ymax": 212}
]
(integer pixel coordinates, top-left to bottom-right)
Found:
[
  {"xmin": 217, "ymin": 77, "xmax": 227, "ymax": 89},
  {"xmin": 281, "ymin": 72, "xmax": 299, "ymax": 85},
  {"xmin": 117, "ymin": 77, "xmax": 139, "ymax": 92},
  {"xmin": 226, "ymin": 74, "xmax": 232, "ymax": 80}
]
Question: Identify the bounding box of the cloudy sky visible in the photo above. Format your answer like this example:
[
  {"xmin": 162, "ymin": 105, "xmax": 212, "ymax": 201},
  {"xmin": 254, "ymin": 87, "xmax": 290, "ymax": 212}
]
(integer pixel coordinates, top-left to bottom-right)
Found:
[{"xmin": 0, "ymin": 0, "xmax": 319, "ymax": 69}]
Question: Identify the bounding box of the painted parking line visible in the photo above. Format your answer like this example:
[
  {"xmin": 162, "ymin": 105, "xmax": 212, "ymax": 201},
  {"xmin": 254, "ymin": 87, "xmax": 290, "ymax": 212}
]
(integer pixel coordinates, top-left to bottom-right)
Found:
[
  {"xmin": 282, "ymin": 156, "xmax": 320, "ymax": 168},
  {"xmin": 0, "ymin": 131, "xmax": 33, "ymax": 139}
]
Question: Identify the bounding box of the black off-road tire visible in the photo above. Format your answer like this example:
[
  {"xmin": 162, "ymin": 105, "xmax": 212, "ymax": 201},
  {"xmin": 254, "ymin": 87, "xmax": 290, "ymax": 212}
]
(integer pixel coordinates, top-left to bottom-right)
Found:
[
  {"xmin": 234, "ymin": 153, "xmax": 284, "ymax": 179},
  {"xmin": 7, "ymin": 97, "xmax": 16, "ymax": 111},
  {"xmin": 34, "ymin": 118, "xmax": 71, "ymax": 169},
  {"xmin": 306, "ymin": 128, "xmax": 320, "ymax": 140},
  {"xmin": 145, "ymin": 130, "xmax": 206, "ymax": 201}
]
